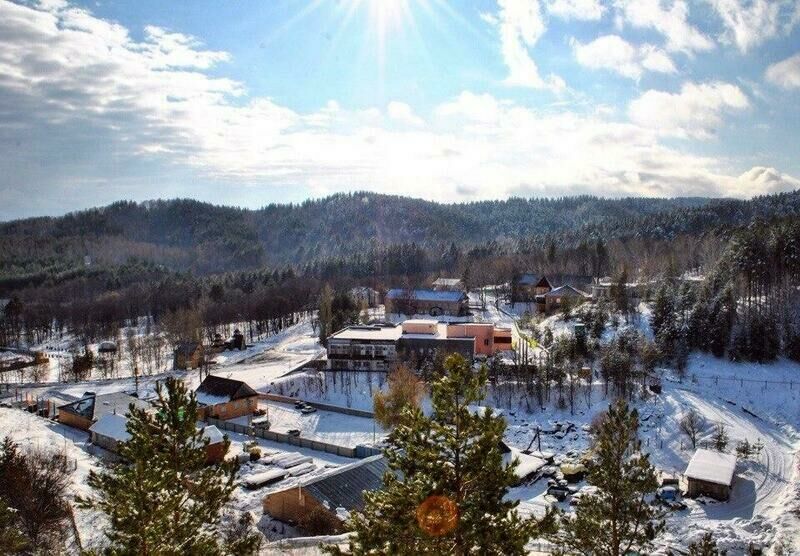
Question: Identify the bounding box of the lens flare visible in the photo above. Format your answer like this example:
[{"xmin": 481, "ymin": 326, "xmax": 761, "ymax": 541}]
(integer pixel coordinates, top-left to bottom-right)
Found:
[{"xmin": 416, "ymin": 495, "xmax": 458, "ymax": 537}]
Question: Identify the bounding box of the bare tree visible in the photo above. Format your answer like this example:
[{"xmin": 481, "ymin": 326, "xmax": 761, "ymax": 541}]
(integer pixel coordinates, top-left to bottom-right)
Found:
[
  {"xmin": 0, "ymin": 438, "xmax": 73, "ymax": 553},
  {"xmin": 679, "ymin": 409, "xmax": 706, "ymax": 450}
]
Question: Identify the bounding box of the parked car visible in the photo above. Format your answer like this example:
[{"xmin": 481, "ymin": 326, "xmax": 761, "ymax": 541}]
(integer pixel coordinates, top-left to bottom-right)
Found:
[
  {"xmin": 287, "ymin": 429, "xmax": 301, "ymax": 437},
  {"xmin": 656, "ymin": 486, "xmax": 678, "ymax": 501},
  {"xmin": 546, "ymin": 485, "xmax": 570, "ymax": 502},
  {"xmin": 294, "ymin": 400, "xmax": 305, "ymax": 409},
  {"xmin": 300, "ymin": 406, "xmax": 317, "ymax": 414}
]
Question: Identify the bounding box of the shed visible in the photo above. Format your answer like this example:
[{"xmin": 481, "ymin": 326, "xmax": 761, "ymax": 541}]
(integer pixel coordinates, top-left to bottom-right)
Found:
[
  {"xmin": 194, "ymin": 375, "xmax": 260, "ymax": 420},
  {"xmin": 89, "ymin": 413, "xmax": 131, "ymax": 452},
  {"xmin": 684, "ymin": 449, "xmax": 736, "ymax": 500},
  {"xmin": 263, "ymin": 455, "xmax": 388, "ymax": 535}
]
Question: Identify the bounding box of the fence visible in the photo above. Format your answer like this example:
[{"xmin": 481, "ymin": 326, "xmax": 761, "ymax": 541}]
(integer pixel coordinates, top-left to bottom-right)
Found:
[
  {"xmin": 259, "ymin": 393, "xmax": 375, "ymax": 418},
  {"xmin": 205, "ymin": 417, "xmax": 365, "ymax": 458}
]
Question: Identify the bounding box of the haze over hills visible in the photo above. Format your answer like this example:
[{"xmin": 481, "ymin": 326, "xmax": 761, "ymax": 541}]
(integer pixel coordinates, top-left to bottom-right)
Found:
[{"xmin": 2, "ymin": 190, "xmax": 800, "ymax": 279}]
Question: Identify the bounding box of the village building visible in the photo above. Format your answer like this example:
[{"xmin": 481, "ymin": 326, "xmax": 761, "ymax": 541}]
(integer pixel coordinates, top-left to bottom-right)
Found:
[
  {"xmin": 173, "ymin": 341, "xmax": 204, "ymax": 370},
  {"xmin": 349, "ymin": 286, "xmax": 381, "ymax": 308},
  {"xmin": 684, "ymin": 448, "xmax": 737, "ymax": 500},
  {"xmin": 326, "ymin": 320, "xmax": 513, "ymax": 371},
  {"xmin": 590, "ymin": 277, "xmax": 650, "ymax": 304},
  {"xmin": 384, "ymin": 288, "xmax": 469, "ymax": 317},
  {"xmin": 89, "ymin": 413, "xmax": 227, "ymax": 463},
  {"xmin": 194, "ymin": 375, "xmax": 260, "ymax": 420},
  {"xmin": 541, "ymin": 285, "xmax": 591, "ymax": 313},
  {"xmin": 512, "ymin": 273, "xmax": 593, "ymax": 310},
  {"xmin": 326, "ymin": 324, "xmax": 402, "ymax": 372},
  {"xmin": 432, "ymin": 277, "xmax": 465, "ymax": 292},
  {"xmin": 57, "ymin": 391, "xmax": 152, "ymax": 431},
  {"xmin": 263, "ymin": 455, "xmax": 388, "ymax": 535}
]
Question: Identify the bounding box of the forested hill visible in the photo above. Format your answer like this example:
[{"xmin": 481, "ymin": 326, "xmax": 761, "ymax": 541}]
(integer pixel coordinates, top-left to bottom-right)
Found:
[{"xmin": 2, "ymin": 190, "xmax": 800, "ymax": 279}]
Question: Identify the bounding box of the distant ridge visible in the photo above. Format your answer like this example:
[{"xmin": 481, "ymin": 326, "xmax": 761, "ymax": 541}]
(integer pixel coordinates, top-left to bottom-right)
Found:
[{"xmin": 1, "ymin": 190, "xmax": 799, "ymax": 278}]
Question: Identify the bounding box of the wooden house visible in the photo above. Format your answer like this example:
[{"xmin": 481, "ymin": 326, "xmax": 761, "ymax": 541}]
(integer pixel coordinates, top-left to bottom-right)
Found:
[
  {"xmin": 263, "ymin": 455, "xmax": 387, "ymax": 535},
  {"xmin": 194, "ymin": 375, "xmax": 260, "ymax": 420},
  {"xmin": 684, "ymin": 449, "xmax": 736, "ymax": 500},
  {"xmin": 173, "ymin": 341, "xmax": 204, "ymax": 370},
  {"xmin": 58, "ymin": 391, "xmax": 151, "ymax": 431}
]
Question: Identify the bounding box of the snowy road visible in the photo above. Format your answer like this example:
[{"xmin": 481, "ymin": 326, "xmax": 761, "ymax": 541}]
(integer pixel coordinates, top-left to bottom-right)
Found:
[{"xmin": 666, "ymin": 388, "xmax": 795, "ymax": 521}]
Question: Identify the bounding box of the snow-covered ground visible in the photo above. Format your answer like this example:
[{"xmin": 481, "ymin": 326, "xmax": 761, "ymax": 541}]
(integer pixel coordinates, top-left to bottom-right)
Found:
[{"xmin": 1, "ymin": 300, "xmax": 798, "ymax": 553}]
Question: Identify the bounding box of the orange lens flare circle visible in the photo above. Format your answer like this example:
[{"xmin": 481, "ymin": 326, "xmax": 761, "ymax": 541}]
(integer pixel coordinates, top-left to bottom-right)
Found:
[{"xmin": 416, "ymin": 495, "xmax": 458, "ymax": 537}]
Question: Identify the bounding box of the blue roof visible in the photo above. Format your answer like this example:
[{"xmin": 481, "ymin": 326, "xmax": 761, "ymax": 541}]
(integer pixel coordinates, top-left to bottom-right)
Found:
[{"xmin": 385, "ymin": 289, "xmax": 466, "ymax": 302}]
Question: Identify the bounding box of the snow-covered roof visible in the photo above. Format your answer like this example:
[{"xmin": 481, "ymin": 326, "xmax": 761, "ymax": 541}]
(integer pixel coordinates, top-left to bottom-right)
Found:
[
  {"xmin": 544, "ymin": 285, "xmax": 590, "ymax": 298},
  {"xmin": 684, "ymin": 449, "xmax": 736, "ymax": 486},
  {"xmin": 433, "ymin": 278, "xmax": 463, "ymax": 287},
  {"xmin": 202, "ymin": 425, "xmax": 225, "ymax": 445},
  {"xmin": 194, "ymin": 375, "xmax": 259, "ymax": 406},
  {"xmin": 89, "ymin": 413, "xmax": 131, "ymax": 443},
  {"xmin": 385, "ymin": 289, "xmax": 466, "ymax": 303},
  {"xmin": 328, "ymin": 325, "xmax": 402, "ymax": 342}
]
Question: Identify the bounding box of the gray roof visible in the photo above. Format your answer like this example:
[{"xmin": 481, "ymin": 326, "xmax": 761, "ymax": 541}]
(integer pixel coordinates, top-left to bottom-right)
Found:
[
  {"xmin": 544, "ymin": 285, "xmax": 590, "ymax": 298},
  {"xmin": 301, "ymin": 455, "xmax": 388, "ymax": 513},
  {"xmin": 60, "ymin": 392, "xmax": 151, "ymax": 421},
  {"xmin": 517, "ymin": 274, "xmax": 549, "ymax": 287},
  {"xmin": 385, "ymin": 289, "xmax": 466, "ymax": 303}
]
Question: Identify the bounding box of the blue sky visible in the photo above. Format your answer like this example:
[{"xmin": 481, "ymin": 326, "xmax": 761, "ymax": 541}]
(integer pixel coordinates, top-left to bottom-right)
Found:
[{"xmin": 1, "ymin": 0, "xmax": 799, "ymax": 219}]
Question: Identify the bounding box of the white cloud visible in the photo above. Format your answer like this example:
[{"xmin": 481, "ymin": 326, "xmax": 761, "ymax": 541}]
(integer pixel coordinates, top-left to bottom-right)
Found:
[
  {"xmin": 485, "ymin": 0, "xmax": 566, "ymax": 91},
  {"xmin": 387, "ymin": 101, "xmax": 424, "ymax": 126},
  {"xmin": 765, "ymin": 52, "xmax": 800, "ymax": 89},
  {"xmin": 628, "ymin": 82, "xmax": 749, "ymax": 139},
  {"xmin": 572, "ymin": 35, "xmax": 676, "ymax": 79},
  {"xmin": 546, "ymin": 0, "xmax": 605, "ymax": 21},
  {"xmin": 707, "ymin": 0, "xmax": 787, "ymax": 53},
  {"xmin": 615, "ymin": 0, "xmax": 714, "ymax": 54},
  {"xmin": 0, "ymin": 0, "xmax": 793, "ymax": 212},
  {"xmin": 728, "ymin": 166, "xmax": 800, "ymax": 196}
]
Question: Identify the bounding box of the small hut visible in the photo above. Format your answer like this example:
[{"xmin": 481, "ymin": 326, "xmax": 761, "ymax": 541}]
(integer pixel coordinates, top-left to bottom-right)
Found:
[{"xmin": 684, "ymin": 448, "xmax": 736, "ymax": 500}]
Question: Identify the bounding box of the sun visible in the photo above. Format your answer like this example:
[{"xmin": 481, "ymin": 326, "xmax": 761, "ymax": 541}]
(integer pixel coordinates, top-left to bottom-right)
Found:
[{"xmin": 364, "ymin": 0, "xmax": 411, "ymax": 35}]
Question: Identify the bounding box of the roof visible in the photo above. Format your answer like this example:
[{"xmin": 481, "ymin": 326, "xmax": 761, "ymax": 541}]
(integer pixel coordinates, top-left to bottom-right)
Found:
[
  {"xmin": 90, "ymin": 415, "xmax": 225, "ymax": 446},
  {"xmin": 684, "ymin": 449, "xmax": 737, "ymax": 486},
  {"xmin": 195, "ymin": 375, "xmax": 259, "ymax": 406},
  {"xmin": 385, "ymin": 289, "xmax": 467, "ymax": 303},
  {"xmin": 517, "ymin": 274, "xmax": 550, "ymax": 287},
  {"xmin": 296, "ymin": 455, "xmax": 388, "ymax": 514},
  {"xmin": 433, "ymin": 278, "xmax": 463, "ymax": 287},
  {"xmin": 59, "ymin": 392, "xmax": 151, "ymax": 421},
  {"xmin": 175, "ymin": 341, "xmax": 202, "ymax": 356},
  {"xmin": 544, "ymin": 285, "xmax": 590, "ymax": 298},
  {"xmin": 328, "ymin": 325, "xmax": 402, "ymax": 342},
  {"xmin": 202, "ymin": 425, "xmax": 225, "ymax": 445},
  {"xmin": 89, "ymin": 413, "xmax": 131, "ymax": 443}
]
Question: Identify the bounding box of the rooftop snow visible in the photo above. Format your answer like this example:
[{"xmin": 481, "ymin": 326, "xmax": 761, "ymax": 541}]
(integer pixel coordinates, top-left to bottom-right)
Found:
[
  {"xmin": 384, "ymin": 289, "xmax": 466, "ymax": 302},
  {"xmin": 89, "ymin": 413, "xmax": 131, "ymax": 442},
  {"xmin": 684, "ymin": 448, "xmax": 737, "ymax": 486},
  {"xmin": 329, "ymin": 325, "xmax": 402, "ymax": 342}
]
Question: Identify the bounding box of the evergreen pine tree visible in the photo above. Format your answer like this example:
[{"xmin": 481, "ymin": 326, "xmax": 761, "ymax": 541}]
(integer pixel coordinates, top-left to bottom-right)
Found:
[
  {"xmin": 328, "ymin": 354, "xmax": 555, "ymax": 555},
  {"xmin": 0, "ymin": 499, "xmax": 27, "ymax": 554},
  {"xmin": 551, "ymin": 400, "xmax": 664, "ymax": 555},
  {"xmin": 77, "ymin": 377, "xmax": 260, "ymax": 554},
  {"xmin": 712, "ymin": 424, "xmax": 729, "ymax": 452}
]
